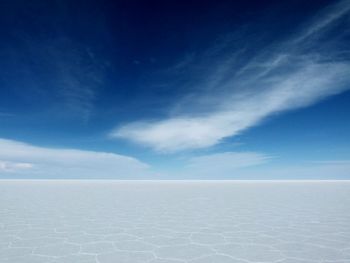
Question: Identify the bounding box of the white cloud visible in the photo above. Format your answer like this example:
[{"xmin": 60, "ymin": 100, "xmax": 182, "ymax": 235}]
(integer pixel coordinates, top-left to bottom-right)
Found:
[
  {"xmin": 2, "ymin": 138, "xmax": 348, "ymax": 180},
  {"xmin": 0, "ymin": 139, "xmax": 150, "ymax": 178},
  {"xmin": 113, "ymin": 63, "xmax": 349, "ymax": 152},
  {"xmin": 111, "ymin": 0, "xmax": 350, "ymax": 152},
  {"xmin": 293, "ymin": 0, "xmax": 350, "ymax": 44},
  {"xmin": 0, "ymin": 160, "xmax": 33, "ymax": 172}
]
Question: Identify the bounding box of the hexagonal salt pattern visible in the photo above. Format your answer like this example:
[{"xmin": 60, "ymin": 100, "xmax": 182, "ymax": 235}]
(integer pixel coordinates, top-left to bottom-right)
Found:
[{"xmin": 0, "ymin": 180, "xmax": 350, "ymax": 262}]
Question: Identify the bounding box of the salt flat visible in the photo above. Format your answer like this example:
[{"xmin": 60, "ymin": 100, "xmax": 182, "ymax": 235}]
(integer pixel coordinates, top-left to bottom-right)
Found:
[{"xmin": 0, "ymin": 180, "xmax": 350, "ymax": 263}]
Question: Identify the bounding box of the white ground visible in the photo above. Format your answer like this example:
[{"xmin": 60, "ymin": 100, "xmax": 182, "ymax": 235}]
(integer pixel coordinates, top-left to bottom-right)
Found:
[{"xmin": 0, "ymin": 180, "xmax": 350, "ymax": 263}]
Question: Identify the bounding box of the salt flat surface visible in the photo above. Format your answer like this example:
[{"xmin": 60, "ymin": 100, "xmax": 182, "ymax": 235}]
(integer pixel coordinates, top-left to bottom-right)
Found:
[{"xmin": 0, "ymin": 181, "xmax": 350, "ymax": 263}]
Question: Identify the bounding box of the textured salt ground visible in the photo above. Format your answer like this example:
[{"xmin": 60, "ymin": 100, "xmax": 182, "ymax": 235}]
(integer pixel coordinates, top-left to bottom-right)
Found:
[{"xmin": 0, "ymin": 180, "xmax": 350, "ymax": 263}]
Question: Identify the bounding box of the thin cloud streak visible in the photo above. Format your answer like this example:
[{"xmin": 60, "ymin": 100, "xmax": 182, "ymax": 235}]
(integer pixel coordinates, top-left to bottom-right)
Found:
[
  {"xmin": 0, "ymin": 139, "xmax": 150, "ymax": 178},
  {"xmin": 157, "ymin": 151, "xmax": 272, "ymax": 179},
  {"xmin": 0, "ymin": 160, "xmax": 33, "ymax": 172},
  {"xmin": 1, "ymin": 36, "xmax": 105, "ymax": 121},
  {"xmin": 293, "ymin": 0, "xmax": 350, "ymax": 44},
  {"xmin": 37, "ymin": 38, "xmax": 105, "ymax": 121},
  {"xmin": 178, "ymin": 158, "xmax": 350, "ymax": 180},
  {"xmin": 188, "ymin": 152, "xmax": 271, "ymax": 168},
  {"xmin": 111, "ymin": 0, "xmax": 350, "ymax": 152}
]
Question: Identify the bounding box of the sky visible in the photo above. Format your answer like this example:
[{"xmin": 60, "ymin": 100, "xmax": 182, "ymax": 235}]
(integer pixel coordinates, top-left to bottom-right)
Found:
[{"xmin": 0, "ymin": 0, "xmax": 349, "ymax": 179}]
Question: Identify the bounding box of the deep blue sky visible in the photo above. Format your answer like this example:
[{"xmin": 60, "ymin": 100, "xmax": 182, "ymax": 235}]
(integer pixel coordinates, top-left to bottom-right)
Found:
[{"xmin": 0, "ymin": 0, "xmax": 349, "ymax": 179}]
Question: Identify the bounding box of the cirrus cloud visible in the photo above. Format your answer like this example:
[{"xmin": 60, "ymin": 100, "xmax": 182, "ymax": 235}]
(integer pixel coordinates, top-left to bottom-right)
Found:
[
  {"xmin": 0, "ymin": 138, "xmax": 150, "ymax": 179},
  {"xmin": 111, "ymin": 0, "xmax": 350, "ymax": 153}
]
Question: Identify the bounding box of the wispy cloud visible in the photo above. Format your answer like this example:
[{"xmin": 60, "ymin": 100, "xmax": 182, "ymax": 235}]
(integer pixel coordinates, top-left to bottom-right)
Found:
[
  {"xmin": 179, "ymin": 158, "xmax": 350, "ymax": 180},
  {"xmin": 179, "ymin": 152, "xmax": 271, "ymax": 178},
  {"xmin": 293, "ymin": 0, "xmax": 350, "ymax": 44},
  {"xmin": 238, "ymin": 161, "xmax": 350, "ymax": 180},
  {"xmin": 188, "ymin": 152, "xmax": 271, "ymax": 168},
  {"xmin": 158, "ymin": 152, "xmax": 350, "ymax": 180},
  {"xmin": 111, "ymin": 0, "xmax": 350, "ymax": 152},
  {"xmin": 0, "ymin": 160, "xmax": 33, "ymax": 173},
  {"xmin": 1, "ymin": 36, "xmax": 106, "ymax": 121},
  {"xmin": 0, "ymin": 139, "xmax": 150, "ymax": 179},
  {"xmin": 1, "ymin": 137, "xmax": 348, "ymax": 179},
  {"xmin": 30, "ymin": 38, "xmax": 105, "ymax": 121}
]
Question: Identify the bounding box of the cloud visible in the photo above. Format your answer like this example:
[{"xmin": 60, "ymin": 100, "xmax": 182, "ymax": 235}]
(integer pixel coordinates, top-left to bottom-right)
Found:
[
  {"xmin": 188, "ymin": 152, "xmax": 271, "ymax": 168},
  {"xmin": 0, "ymin": 139, "xmax": 150, "ymax": 179},
  {"xmin": 111, "ymin": 0, "xmax": 350, "ymax": 152},
  {"xmin": 293, "ymin": 0, "xmax": 350, "ymax": 44},
  {"xmin": 180, "ymin": 152, "xmax": 271, "ymax": 178},
  {"xmin": 168, "ymin": 154, "xmax": 350, "ymax": 180},
  {"xmin": 0, "ymin": 37, "xmax": 106, "ymax": 121},
  {"xmin": 236, "ymin": 161, "xmax": 350, "ymax": 180},
  {"xmin": 0, "ymin": 161, "xmax": 33, "ymax": 172},
  {"xmin": 30, "ymin": 38, "xmax": 106, "ymax": 121},
  {"xmin": 1, "ymin": 138, "xmax": 348, "ymax": 180}
]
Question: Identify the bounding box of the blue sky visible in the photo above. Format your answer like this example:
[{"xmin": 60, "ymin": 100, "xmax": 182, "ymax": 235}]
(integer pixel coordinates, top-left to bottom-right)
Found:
[{"xmin": 0, "ymin": 0, "xmax": 349, "ymax": 179}]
